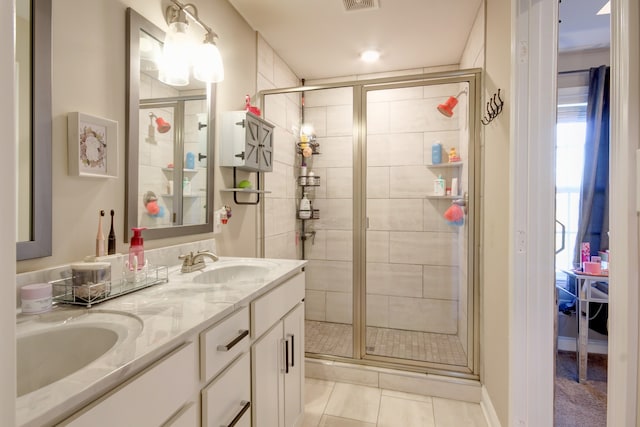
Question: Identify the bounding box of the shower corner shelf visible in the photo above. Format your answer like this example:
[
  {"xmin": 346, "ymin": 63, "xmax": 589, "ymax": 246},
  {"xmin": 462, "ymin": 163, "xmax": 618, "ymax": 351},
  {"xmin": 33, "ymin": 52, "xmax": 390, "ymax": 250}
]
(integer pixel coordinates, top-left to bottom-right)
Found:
[
  {"xmin": 425, "ymin": 194, "xmax": 462, "ymax": 200},
  {"xmin": 162, "ymin": 167, "xmax": 199, "ymax": 173},
  {"xmin": 297, "ymin": 176, "xmax": 321, "ymax": 186},
  {"xmin": 426, "ymin": 162, "xmax": 463, "ymax": 168},
  {"xmin": 297, "ymin": 209, "xmax": 320, "ymax": 220}
]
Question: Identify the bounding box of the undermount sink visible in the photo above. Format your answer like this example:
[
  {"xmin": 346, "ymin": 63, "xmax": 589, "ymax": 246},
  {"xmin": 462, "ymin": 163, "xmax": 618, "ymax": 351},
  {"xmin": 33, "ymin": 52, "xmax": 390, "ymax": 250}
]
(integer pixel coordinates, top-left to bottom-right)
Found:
[
  {"xmin": 192, "ymin": 260, "xmax": 277, "ymax": 285},
  {"xmin": 17, "ymin": 311, "xmax": 143, "ymax": 397}
]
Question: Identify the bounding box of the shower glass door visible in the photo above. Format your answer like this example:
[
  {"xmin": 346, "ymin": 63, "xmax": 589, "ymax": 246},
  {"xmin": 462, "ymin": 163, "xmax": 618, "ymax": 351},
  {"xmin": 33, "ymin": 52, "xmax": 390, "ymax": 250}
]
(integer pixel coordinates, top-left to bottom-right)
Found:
[
  {"xmin": 362, "ymin": 79, "xmax": 477, "ymax": 372},
  {"xmin": 299, "ymin": 86, "xmax": 355, "ymax": 359}
]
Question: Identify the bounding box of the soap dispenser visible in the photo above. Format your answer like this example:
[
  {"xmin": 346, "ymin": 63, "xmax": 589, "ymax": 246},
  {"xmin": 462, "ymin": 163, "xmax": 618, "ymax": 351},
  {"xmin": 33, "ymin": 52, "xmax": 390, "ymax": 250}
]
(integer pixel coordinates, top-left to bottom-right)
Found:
[
  {"xmin": 299, "ymin": 192, "xmax": 311, "ymax": 219},
  {"xmin": 129, "ymin": 227, "xmax": 147, "ymax": 270}
]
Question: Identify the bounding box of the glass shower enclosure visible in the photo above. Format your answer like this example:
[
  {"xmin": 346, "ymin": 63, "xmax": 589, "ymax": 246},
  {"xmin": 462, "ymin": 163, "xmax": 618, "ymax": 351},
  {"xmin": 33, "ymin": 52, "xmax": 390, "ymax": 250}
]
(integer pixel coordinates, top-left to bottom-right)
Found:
[{"xmin": 261, "ymin": 70, "xmax": 480, "ymax": 378}]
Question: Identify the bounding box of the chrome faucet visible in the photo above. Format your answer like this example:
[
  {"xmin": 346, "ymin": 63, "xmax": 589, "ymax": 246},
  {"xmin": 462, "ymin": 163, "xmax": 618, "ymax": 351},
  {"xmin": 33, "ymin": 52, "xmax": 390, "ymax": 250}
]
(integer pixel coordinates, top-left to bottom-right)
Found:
[{"xmin": 179, "ymin": 250, "xmax": 219, "ymax": 273}]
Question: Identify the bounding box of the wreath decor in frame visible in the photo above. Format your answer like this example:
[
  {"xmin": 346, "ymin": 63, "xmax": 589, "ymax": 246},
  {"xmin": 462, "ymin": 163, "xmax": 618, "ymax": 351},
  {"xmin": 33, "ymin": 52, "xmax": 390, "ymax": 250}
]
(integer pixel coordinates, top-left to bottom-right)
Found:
[{"xmin": 68, "ymin": 112, "xmax": 118, "ymax": 178}]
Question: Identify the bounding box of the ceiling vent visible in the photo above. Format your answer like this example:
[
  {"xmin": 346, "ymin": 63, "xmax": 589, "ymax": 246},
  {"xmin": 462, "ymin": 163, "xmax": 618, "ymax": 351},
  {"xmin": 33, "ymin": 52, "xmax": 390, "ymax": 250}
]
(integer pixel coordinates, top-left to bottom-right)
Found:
[{"xmin": 343, "ymin": 0, "xmax": 379, "ymax": 12}]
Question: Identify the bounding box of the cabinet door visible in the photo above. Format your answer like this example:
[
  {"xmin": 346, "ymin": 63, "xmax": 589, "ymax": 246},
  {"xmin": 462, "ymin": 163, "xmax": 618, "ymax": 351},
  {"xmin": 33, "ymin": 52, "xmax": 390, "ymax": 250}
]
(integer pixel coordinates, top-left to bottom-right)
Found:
[
  {"xmin": 258, "ymin": 121, "xmax": 274, "ymax": 172},
  {"xmin": 284, "ymin": 304, "xmax": 305, "ymax": 427},
  {"xmin": 252, "ymin": 321, "xmax": 285, "ymax": 427},
  {"xmin": 242, "ymin": 113, "xmax": 262, "ymax": 171}
]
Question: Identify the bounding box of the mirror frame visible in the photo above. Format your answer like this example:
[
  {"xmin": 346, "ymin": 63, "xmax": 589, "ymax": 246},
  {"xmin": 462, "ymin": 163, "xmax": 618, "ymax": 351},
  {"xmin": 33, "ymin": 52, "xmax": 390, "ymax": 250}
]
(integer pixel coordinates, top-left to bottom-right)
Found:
[
  {"xmin": 17, "ymin": 0, "xmax": 52, "ymax": 260},
  {"xmin": 125, "ymin": 8, "xmax": 215, "ymax": 242}
]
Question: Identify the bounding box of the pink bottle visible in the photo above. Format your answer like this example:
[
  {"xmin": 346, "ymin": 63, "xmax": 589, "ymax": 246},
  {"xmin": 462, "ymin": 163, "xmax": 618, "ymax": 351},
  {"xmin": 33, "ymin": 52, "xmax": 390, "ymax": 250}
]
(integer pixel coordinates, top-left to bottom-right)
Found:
[{"xmin": 129, "ymin": 227, "xmax": 147, "ymax": 270}]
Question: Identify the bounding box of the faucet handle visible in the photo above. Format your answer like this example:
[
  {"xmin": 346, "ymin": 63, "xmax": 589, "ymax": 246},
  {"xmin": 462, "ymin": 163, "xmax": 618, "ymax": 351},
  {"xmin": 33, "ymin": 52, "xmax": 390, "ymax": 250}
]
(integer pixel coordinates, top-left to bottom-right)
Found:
[{"xmin": 178, "ymin": 251, "xmax": 195, "ymax": 265}]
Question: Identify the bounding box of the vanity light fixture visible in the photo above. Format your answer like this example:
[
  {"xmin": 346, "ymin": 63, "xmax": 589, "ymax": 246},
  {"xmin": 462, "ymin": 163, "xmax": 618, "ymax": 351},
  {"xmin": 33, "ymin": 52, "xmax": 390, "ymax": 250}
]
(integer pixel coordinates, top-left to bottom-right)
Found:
[{"xmin": 159, "ymin": 0, "xmax": 225, "ymax": 86}]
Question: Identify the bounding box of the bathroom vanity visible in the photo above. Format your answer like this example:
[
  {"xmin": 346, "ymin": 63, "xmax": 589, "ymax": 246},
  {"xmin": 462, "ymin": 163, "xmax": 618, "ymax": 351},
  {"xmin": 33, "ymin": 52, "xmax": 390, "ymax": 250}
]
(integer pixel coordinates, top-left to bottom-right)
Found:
[{"xmin": 16, "ymin": 257, "xmax": 306, "ymax": 427}]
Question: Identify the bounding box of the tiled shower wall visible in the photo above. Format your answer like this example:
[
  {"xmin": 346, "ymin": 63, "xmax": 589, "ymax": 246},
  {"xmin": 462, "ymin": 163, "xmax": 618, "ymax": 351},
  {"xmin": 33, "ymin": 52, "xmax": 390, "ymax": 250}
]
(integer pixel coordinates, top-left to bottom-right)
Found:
[
  {"xmin": 303, "ymin": 87, "xmax": 354, "ymax": 324},
  {"xmin": 301, "ymin": 83, "xmax": 471, "ymax": 339},
  {"xmin": 257, "ymin": 35, "xmax": 301, "ymax": 259}
]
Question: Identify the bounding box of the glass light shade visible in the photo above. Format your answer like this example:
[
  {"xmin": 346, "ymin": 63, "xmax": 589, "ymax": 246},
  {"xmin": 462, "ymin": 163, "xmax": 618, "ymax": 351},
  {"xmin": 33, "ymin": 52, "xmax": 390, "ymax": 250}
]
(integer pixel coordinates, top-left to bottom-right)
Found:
[
  {"xmin": 158, "ymin": 22, "xmax": 191, "ymax": 86},
  {"xmin": 193, "ymin": 41, "xmax": 225, "ymax": 83}
]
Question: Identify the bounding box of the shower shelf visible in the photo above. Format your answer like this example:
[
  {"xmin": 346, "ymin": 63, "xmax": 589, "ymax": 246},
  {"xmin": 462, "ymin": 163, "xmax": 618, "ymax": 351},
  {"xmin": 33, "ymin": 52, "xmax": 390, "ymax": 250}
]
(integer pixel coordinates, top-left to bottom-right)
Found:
[
  {"xmin": 425, "ymin": 194, "xmax": 461, "ymax": 200},
  {"xmin": 426, "ymin": 162, "xmax": 463, "ymax": 168},
  {"xmin": 162, "ymin": 167, "xmax": 199, "ymax": 173}
]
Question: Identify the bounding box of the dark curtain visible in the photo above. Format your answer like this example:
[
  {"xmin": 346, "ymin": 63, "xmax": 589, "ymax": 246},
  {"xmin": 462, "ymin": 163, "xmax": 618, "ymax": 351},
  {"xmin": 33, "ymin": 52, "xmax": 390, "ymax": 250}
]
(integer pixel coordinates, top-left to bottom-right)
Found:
[{"xmin": 573, "ymin": 65, "xmax": 610, "ymax": 267}]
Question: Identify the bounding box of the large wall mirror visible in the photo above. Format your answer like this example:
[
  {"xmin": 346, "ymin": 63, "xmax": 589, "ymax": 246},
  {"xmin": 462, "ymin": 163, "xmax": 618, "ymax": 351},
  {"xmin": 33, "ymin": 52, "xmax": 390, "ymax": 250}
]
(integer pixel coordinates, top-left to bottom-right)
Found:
[
  {"xmin": 16, "ymin": 0, "xmax": 52, "ymax": 260},
  {"xmin": 126, "ymin": 8, "xmax": 214, "ymax": 241}
]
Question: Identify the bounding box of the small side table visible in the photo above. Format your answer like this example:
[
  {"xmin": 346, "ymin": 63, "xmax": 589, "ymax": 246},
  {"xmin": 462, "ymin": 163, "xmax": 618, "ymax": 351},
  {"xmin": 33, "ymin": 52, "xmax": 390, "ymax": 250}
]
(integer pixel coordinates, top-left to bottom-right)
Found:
[{"xmin": 561, "ymin": 269, "xmax": 609, "ymax": 382}]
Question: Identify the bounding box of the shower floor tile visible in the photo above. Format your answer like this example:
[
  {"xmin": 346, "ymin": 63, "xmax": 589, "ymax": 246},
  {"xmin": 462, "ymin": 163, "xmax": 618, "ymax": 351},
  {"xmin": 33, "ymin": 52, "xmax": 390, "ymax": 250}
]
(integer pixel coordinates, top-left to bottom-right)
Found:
[{"xmin": 305, "ymin": 320, "xmax": 467, "ymax": 366}]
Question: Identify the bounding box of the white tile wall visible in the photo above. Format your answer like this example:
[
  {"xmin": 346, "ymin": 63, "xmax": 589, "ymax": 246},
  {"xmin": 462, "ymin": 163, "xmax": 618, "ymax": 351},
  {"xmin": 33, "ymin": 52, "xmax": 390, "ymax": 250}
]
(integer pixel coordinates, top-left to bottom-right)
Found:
[
  {"xmin": 366, "ymin": 263, "xmax": 423, "ymax": 298},
  {"xmin": 260, "ymin": 35, "xmax": 301, "ymax": 261},
  {"xmin": 306, "ymin": 260, "xmax": 353, "ymax": 293},
  {"xmin": 366, "ymin": 231, "xmax": 389, "ymax": 263},
  {"xmin": 389, "ymin": 232, "xmax": 459, "ymax": 266},
  {"xmin": 325, "ymin": 291, "xmax": 353, "ymax": 324},
  {"xmin": 388, "ymin": 297, "xmax": 458, "ymax": 334}
]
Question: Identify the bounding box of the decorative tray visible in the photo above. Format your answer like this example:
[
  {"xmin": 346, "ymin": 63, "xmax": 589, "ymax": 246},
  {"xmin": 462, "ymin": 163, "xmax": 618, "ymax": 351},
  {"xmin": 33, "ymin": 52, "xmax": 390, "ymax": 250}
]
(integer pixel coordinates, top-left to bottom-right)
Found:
[{"xmin": 50, "ymin": 265, "xmax": 169, "ymax": 308}]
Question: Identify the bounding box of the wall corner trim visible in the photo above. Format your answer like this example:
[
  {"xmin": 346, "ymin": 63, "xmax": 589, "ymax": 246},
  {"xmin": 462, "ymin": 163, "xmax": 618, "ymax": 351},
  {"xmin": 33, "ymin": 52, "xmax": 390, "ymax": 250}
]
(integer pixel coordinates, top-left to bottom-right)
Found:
[{"xmin": 481, "ymin": 385, "xmax": 502, "ymax": 427}]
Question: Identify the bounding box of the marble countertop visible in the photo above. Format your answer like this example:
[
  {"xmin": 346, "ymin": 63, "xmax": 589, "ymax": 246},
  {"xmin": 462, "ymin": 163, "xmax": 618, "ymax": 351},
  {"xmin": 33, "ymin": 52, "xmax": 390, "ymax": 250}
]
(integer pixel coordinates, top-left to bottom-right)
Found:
[{"xmin": 16, "ymin": 256, "xmax": 306, "ymax": 427}]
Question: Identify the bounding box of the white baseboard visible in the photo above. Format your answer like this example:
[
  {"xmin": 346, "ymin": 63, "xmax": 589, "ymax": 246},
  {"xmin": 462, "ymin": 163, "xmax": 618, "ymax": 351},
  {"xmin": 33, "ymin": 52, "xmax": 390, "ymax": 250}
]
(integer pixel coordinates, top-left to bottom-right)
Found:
[
  {"xmin": 557, "ymin": 336, "xmax": 608, "ymax": 354},
  {"xmin": 480, "ymin": 385, "xmax": 501, "ymax": 427}
]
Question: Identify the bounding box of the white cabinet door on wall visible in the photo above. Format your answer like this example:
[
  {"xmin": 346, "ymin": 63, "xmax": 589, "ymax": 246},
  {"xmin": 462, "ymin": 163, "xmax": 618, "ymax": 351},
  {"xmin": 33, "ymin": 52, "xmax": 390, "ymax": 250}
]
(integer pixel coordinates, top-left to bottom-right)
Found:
[
  {"xmin": 251, "ymin": 303, "xmax": 305, "ymax": 427},
  {"xmin": 252, "ymin": 321, "xmax": 285, "ymax": 427},
  {"xmin": 220, "ymin": 111, "xmax": 274, "ymax": 172}
]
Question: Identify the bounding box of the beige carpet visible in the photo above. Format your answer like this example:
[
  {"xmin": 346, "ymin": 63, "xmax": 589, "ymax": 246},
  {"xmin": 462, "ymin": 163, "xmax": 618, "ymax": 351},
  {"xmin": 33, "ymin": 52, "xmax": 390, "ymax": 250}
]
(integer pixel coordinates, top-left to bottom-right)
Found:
[{"xmin": 555, "ymin": 350, "xmax": 607, "ymax": 427}]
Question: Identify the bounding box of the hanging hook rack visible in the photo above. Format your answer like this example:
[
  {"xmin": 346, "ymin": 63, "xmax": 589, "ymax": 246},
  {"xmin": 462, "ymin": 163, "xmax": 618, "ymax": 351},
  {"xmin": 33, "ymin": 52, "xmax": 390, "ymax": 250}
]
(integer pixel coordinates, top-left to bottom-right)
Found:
[{"xmin": 481, "ymin": 89, "xmax": 504, "ymax": 125}]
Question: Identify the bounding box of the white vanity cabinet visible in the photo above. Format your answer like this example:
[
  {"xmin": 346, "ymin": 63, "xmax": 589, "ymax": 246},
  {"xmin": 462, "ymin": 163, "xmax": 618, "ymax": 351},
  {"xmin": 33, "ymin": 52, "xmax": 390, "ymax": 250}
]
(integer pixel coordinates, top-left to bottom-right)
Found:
[
  {"xmin": 59, "ymin": 342, "xmax": 198, "ymax": 427},
  {"xmin": 220, "ymin": 111, "xmax": 274, "ymax": 172},
  {"xmin": 251, "ymin": 273, "xmax": 305, "ymax": 427},
  {"xmin": 50, "ymin": 266, "xmax": 306, "ymax": 427}
]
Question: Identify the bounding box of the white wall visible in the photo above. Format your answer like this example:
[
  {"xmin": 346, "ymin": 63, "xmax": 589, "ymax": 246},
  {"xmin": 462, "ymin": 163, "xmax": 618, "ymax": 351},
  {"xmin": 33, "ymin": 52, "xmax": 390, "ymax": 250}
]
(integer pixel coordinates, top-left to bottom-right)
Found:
[
  {"xmin": 482, "ymin": 0, "xmax": 511, "ymax": 423},
  {"xmin": 258, "ymin": 34, "xmax": 301, "ymax": 260},
  {"xmin": 1, "ymin": 0, "xmax": 16, "ymax": 424},
  {"xmin": 17, "ymin": 0, "xmax": 259, "ymax": 274}
]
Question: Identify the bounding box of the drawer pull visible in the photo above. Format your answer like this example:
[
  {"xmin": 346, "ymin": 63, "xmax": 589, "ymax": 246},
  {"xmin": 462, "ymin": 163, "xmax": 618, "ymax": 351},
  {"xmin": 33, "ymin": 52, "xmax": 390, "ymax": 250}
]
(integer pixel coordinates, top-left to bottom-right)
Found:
[
  {"xmin": 221, "ymin": 400, "xmax": 251, "ymax": 427},
  {"xmin": 217, "ymin": 329, "xmax": 249, "ymax": 352}
]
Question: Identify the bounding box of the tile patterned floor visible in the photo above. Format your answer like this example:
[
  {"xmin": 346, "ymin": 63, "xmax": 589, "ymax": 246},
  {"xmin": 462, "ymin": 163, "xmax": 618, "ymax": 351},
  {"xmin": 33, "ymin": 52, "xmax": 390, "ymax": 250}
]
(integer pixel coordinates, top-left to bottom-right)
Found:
[
  {"xmin": 305, "ymin": 321, "xmax": 468, "ymax": 366},
  {"xmin": 303, "ymin": 378, "xmax": 488, "ymax": 427}
]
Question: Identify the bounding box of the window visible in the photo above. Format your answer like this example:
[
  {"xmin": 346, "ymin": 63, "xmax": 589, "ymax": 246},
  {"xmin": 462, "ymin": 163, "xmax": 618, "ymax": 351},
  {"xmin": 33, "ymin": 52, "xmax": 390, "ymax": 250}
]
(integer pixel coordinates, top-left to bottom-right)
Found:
[{"xmin": 556, "ymin": 86, "xmax": 588, "ymax": 275}]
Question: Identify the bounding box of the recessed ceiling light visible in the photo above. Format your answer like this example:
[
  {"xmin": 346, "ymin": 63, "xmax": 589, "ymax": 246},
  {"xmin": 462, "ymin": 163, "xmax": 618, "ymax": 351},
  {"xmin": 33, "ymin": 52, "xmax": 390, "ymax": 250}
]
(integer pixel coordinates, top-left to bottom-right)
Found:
[
  {"xmin": 597, "ymin": 1, "xmax": 610, "ymax": 15},
  {"xmin": 360, "ymin": 50, "xmax": 380, "ymax": 62}
]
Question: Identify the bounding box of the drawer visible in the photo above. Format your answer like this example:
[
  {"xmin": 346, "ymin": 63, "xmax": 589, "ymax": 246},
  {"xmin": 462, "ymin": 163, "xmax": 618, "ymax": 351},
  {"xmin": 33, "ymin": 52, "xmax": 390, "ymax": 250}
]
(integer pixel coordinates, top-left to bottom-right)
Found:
[
  {"xmin": 200, "ymin": 307, "xmax": 250, "ymax": 382},
  {"xmin": 60, "ymin": 342, "xmax": 197, "ymax": 427},
  {"xmin": 251, "ymin": 273, "xmax": 305, "ymax": 339},
  {"xmin": 202, "ymin": 351, "xmax": 251, "ymax": 427}
]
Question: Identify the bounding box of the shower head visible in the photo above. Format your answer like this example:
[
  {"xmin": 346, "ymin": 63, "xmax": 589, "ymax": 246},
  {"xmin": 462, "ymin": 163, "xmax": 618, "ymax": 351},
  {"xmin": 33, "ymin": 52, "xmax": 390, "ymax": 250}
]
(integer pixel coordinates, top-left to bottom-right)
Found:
[
  {"xmin": 437, "ymin": 88, "xmax": 468, "ymax": 118},
  {"xmin": 149, "ymin": 112, "xmax": 172, "ymax": 133}
]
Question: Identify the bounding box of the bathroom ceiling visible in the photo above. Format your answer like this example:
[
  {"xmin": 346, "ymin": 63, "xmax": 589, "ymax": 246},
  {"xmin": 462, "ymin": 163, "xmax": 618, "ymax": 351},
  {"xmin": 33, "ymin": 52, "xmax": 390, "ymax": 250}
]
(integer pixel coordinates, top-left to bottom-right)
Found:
[
  {"xmin": 559, "ymin": 0, "xmax": 610, "ymax": 53},
  {"xmin": 228, "ymin": 0, "xmax": 483, "ymax": 80},
  {"xmin": 228, "ymin": 0, "xmax": 610, "ymax": 81}
]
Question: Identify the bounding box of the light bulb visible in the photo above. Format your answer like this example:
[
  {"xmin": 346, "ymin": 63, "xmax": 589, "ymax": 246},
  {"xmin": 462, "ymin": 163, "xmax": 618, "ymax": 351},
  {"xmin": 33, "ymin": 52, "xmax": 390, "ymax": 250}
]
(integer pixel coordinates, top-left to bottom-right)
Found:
[
  {"xmin": 158, "ymin": 21, "xmax": 191, "ymax": 86},
  {"xmin": 193, "ymin": 40, "xmax": 225, "ymax": 83}
]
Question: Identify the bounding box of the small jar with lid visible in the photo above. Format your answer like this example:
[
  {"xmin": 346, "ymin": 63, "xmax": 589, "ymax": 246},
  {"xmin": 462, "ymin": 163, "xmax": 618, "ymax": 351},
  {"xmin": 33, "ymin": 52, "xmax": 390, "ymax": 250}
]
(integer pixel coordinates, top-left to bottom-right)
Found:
[{"xmin": 21, "ymin": 283, "xmax": 52, "ymax": 314}]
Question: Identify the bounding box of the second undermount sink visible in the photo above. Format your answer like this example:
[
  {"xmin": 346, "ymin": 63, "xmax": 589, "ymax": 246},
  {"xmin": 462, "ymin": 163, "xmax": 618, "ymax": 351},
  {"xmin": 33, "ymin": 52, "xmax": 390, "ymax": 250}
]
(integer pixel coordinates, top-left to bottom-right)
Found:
[
  {"xmin": 192, "ymin": 260, "xmax": 277, "ymax": 285},
  {"xmin": 17, "ymin": 311, "xmax": 143, "ymax": 397}
]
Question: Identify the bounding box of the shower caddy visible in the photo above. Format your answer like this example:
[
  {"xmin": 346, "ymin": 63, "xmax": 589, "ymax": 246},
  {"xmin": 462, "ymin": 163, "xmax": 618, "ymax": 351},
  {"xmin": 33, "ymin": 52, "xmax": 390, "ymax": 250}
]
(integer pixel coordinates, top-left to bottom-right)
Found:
[{"xmin": 297, "ymin": 140, "xmax": 320, "ymax": 259}]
